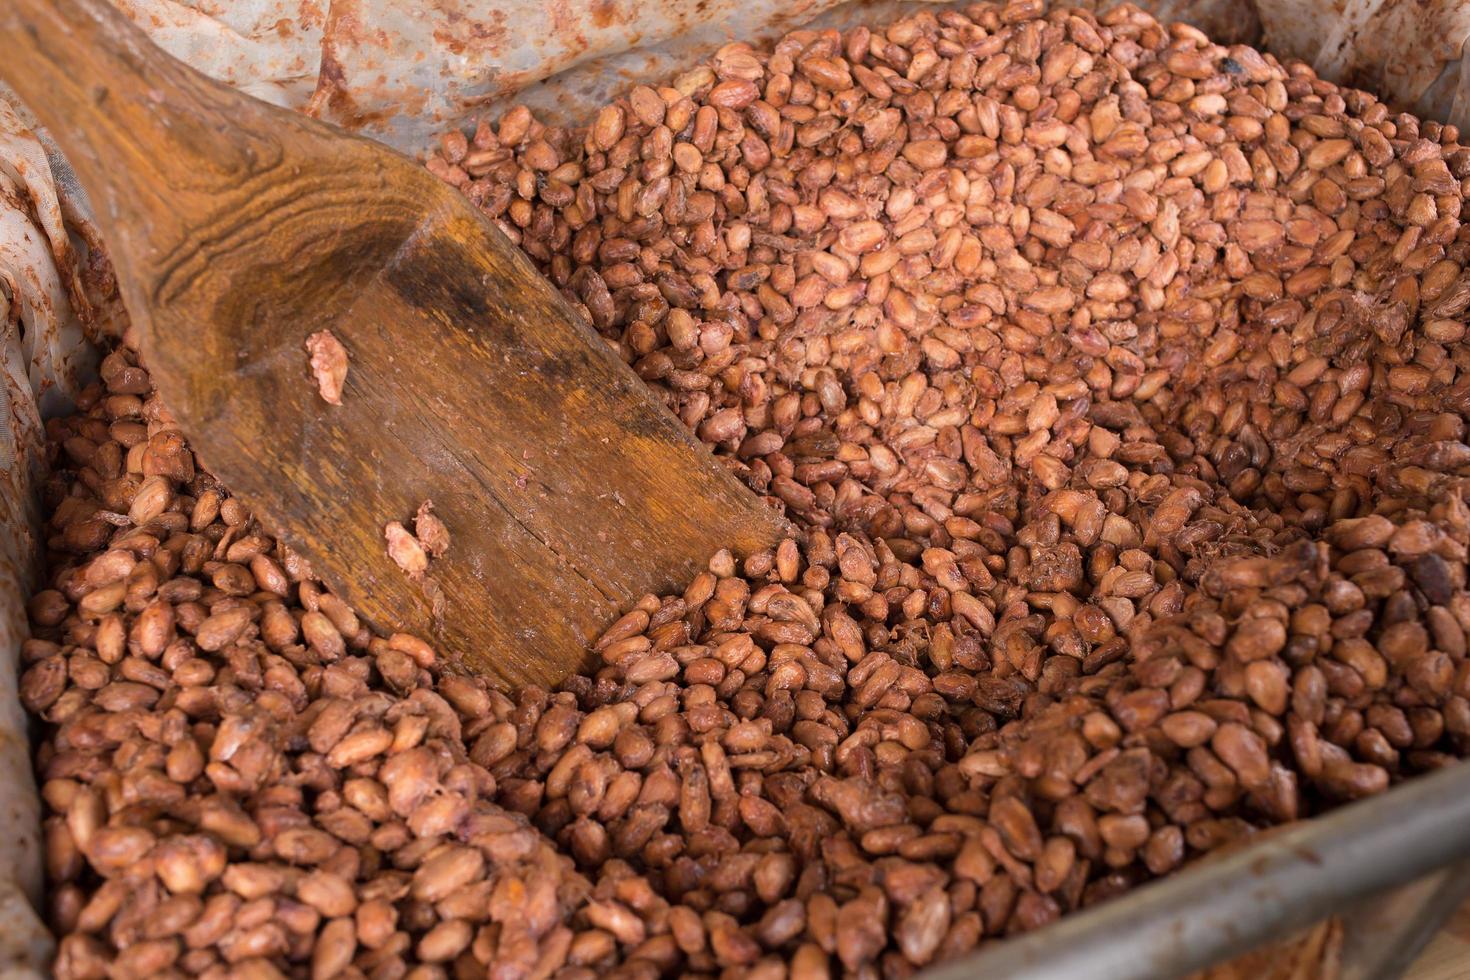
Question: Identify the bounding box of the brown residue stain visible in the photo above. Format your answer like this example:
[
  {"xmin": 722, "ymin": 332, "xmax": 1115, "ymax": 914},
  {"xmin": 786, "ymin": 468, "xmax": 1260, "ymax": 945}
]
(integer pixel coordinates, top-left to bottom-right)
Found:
[
  {"xmin": 547, "ymin": 0, "xmax": 590, "ymax": 57},
  {"xmin": 589, "ymin": 0, "xmax": 631, "ymax": 30},
  {"xmin": 391, "ymin": 89, "xmax": 430, "ymax": 121},
  {"xmin": 475, "ymin": 68, "xmax": 534, "ymax": 103},
  {"xmin": 294, "ymin": 0, "xmax": 327, "ymax": 31},
  {"xmin": 304, "ymin": 0, "xmax": 396, "ymax": 129},
  {"xmin": 430, "ymin": 3, "xmax": 508, "ymax": 58}
]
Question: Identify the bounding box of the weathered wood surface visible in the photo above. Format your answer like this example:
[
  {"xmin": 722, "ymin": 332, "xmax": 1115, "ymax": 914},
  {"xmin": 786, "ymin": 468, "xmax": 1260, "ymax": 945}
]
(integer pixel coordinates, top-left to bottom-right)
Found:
[{"xmin": 0, "ymin": 0, "xmax": 790, "ymax": 687}]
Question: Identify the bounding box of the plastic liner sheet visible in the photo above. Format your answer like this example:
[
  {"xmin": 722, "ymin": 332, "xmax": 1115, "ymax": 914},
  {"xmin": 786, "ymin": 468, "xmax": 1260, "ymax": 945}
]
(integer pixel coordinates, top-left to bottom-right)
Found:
[
  {"xmin": 96, "ymin": 0, "xmax": 1465, "ymax": 155},
  {"xmin": 0, "ymin": 93, "xmax": 96, "ymax": 978}
]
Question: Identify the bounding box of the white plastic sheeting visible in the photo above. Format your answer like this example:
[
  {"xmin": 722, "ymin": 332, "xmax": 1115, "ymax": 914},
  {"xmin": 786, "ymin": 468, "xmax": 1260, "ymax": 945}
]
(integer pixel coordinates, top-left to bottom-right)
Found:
[
  {"xmin": 91, "ymin": 0, "xmax": 1470, "ymax": 156},
  {"xmin": 0, "ymin": 94, "xmax": 96, "ymax": 977}
]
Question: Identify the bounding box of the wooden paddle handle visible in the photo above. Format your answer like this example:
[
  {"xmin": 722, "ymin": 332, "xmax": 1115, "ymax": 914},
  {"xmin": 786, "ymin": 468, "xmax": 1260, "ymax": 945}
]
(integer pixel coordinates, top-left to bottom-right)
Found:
[{"xmin": 0, "ymin": 0, "xmax": 280, "ymax": 257}]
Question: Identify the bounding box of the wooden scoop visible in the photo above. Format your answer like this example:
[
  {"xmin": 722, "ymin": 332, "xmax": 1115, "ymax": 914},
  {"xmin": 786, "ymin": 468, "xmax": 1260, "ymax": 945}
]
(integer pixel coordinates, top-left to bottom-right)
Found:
[{"xmin": 2, "ymin": 0, "xmax": 790, "ymax": 687}]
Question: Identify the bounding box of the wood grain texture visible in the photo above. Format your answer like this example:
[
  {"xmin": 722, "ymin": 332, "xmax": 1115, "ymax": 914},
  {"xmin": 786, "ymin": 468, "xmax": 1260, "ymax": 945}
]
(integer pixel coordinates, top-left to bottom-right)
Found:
[
  {"xmin": 1405, "ymin": 917, "xmax": 1470, "ymax": 980},
  {"xmin": 1402, "ymin": 897, "xmax": 1470, "ymax": 980},
  {"xmin": 0, "ymin": 0, "xmax": 792, "ymax": 687}
]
